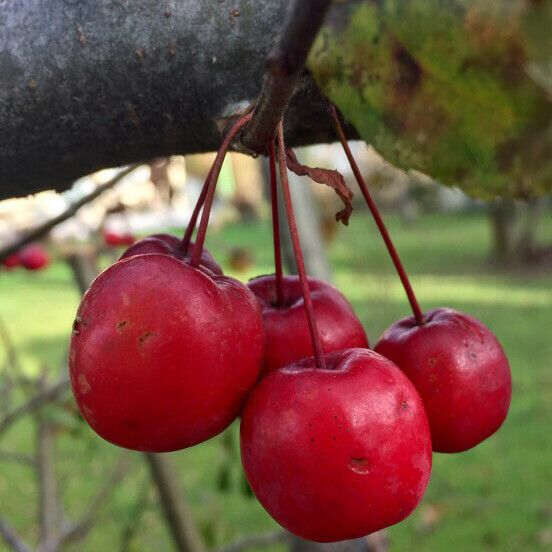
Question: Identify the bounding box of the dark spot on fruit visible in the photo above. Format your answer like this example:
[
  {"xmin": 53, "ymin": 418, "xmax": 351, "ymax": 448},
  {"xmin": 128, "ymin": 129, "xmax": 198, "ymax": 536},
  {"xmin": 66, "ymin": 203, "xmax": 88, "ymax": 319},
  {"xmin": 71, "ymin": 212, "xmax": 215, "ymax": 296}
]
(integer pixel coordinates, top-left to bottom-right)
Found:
[
  {"xmin": 470, "ymin": 351, "xmax": 477, "ymax": 360},
  {"xmin": 348, "ymin": 457, "xmax": 371, "ymax": 474},
  {"xmin": 72, "ymin": 316, "xmax": 87, "ymax": 335},
  {"xmin": 333, "ymin": 415, "xmax": 338, "ymax": 420},
  {"xmin": 116, "ymin": 320, "xmax": 128, "ymax": 330},
  {"xmin": 310, "ymin": 437, "xmax": 315, "ymax": 443},
  {"xmin": 138, "ymin": 331, "xmax": 156, "ymax": 347},
  {"xmin": 428, "ymin": 357, "xmax": 437, "ymax": 366},
  {"xmin": 346, "ymin": 428, "xmax": 350, "ymax": 433},
  {"xmin": 308, "ymin": 423, "xmax": 312, "ymax": 428},
  {"xmin": 401, "ymin": 400, "xmax": 408, "ymax": 410},
  {"xmin": 331, "ymin": 436, "xmax": 336, "ymax": 441}
]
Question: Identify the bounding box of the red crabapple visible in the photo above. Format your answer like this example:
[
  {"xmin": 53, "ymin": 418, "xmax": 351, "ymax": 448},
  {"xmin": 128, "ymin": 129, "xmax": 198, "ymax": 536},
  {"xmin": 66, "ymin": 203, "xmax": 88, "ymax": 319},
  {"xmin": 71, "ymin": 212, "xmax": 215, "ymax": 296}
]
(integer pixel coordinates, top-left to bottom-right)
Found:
[
  {"xmin": 120, "ymin": 233, "xmax": 222, "ymax": 275},
  {"xmin": 69, "ymin": 253, "xmax": 263, "ymax": 452},
  {"xmin": 248, "ymin": 274, "xmax": 368, "ymax": 374},
  {"xmin": 375, "ymin": 308, "xmax": 511, "ymax": 453},
  {"xmin": 240, "ymin": 348, "xmax": 432, "ymax": 542},
  {"xmin": 20, "ymin": 245, "xmax": 49, "ymax": 271}
]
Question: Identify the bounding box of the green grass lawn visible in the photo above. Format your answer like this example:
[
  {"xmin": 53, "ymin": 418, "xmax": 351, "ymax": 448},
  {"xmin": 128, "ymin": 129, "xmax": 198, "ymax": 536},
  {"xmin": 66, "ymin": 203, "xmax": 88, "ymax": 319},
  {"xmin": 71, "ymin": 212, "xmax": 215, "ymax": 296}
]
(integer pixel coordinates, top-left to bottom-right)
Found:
[{"xmin": 0, "ymin": 211, "xmax": 551, "ymax": 551}]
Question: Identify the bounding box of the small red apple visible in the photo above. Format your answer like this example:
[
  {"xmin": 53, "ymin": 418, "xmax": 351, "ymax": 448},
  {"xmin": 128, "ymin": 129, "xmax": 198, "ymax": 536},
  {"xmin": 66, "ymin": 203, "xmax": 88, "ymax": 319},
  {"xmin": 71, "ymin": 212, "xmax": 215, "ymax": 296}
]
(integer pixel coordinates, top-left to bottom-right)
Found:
[
  {"xmin": 1, "ymin": 253, "xmax": 21, "ymax": 269},
  {"xmin": 247, "ymin": 275, "xmax": 368, "ymax": 374},
  {"xmin": 102, "ymin": 229, "xmax": 136, "ymax": 247},
  {"xmin": 20, "ymin": 245, "xmax": 49, "ymax": 271},
  {"xmin": 240, "ymin": 348, "xmax": 432, "ymax": 542},
  {"xmin": 375, "ymin": 308, "xmax": 511, "ymax": 453},
  {"xmin": 120, "ymin": 233, "xmax": 222, "ymax": 275},
  {"xmin": 69, "ymin": 253, "xmax": 264, "ymax": 452}
]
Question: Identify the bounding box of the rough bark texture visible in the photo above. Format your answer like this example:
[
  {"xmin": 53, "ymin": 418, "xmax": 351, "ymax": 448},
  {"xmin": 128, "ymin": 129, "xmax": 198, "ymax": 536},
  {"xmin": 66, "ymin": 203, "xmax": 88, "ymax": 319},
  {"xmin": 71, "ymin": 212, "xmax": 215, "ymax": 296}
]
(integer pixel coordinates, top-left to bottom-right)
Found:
[{"xmin": 0, "ymin": 0, "xmax": 353, "ymax": 199}]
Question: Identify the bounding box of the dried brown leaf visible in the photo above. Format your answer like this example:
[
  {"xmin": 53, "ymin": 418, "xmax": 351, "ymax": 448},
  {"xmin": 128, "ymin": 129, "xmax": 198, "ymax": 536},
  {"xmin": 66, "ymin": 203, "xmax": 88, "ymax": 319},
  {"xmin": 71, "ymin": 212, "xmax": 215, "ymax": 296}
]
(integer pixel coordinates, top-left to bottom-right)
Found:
[{"xmin": 285, "ymin": 148, "xmax": 353, "ymax": 225}]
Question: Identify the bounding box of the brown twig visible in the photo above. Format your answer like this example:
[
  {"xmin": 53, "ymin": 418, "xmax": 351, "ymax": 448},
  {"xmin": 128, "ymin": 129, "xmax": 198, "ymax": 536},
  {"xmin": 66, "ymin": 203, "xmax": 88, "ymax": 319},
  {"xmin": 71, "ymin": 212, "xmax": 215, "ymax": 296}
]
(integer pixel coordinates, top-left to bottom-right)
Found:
[
  {"xmin": 238, "ymin": 0, "xmax": 333, "ymax": 154},
  {"xmin": 212, "ymin": 531, "xmax": 288, "ymax": 552},
  {"xmin": 0, "ymin": 450, "xmax": 36, "ymax": 467},
  {"xmin": 57, "ymin": 454, "xmax": 131, "ymax": 547},
  {"xmin": 0, "ymin": 378, "xmax": 69, "ymax": 436},
  {"xmin": 36, "ymin": 372, "xmax": 61, "ymax": 551},
  {"xmin": 0, "ymin": 517, "xmax": 33, "ymax": 552},
  {"xmin": 0, "ymin": 165, "xmax": 139, "ymax": 263},
  {"xmin": 145, "ymin": 453, "xmax": 205, "ymax": 552}
]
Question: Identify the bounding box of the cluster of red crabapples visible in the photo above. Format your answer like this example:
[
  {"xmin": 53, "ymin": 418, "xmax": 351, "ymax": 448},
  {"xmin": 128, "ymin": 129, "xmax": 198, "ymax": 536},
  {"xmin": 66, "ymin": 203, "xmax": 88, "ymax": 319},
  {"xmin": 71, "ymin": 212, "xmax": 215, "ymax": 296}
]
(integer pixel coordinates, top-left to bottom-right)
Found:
[
  {"xmin": 69, "ymin": 110, "xmax": 511, "ymax": 543},
  {"xmin": 1, "ymin": 243, "xmax": 49, "ymax": 271}
]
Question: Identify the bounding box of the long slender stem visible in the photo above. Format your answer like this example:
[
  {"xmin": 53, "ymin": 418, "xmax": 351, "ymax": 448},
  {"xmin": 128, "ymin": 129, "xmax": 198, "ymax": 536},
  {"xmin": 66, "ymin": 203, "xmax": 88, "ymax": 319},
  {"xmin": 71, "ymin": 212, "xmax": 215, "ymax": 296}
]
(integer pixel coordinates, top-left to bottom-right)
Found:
[
  {"xmin": 0, "ymin": 165, "xmax": 138, "ymax": 263},
  {"xmin": 268, "ymin": 141, "xmax": 284, "ymax": 308},
  {"xmin": 180, "ymin": 166, "xmax": 213, "ymax": 254},
  {"xmin": 328, "ymin": 105, "xmax": 425, "ymax": 325},
  {"xmin": 276, "ymin": 122, "xmax": 326, "ymax": 369},
  {"xmin": 239, "ymin": 0, "xmax": 333, "ymax": 154},
  {"xmin": 190, "ymin": 112, "xmax": 253, "ymax": 268}
]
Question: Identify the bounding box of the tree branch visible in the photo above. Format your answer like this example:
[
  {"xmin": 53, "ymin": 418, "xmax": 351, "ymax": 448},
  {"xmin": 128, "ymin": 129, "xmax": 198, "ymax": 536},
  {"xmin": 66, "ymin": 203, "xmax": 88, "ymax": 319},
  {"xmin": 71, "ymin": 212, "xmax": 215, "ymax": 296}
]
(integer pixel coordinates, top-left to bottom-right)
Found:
[
  {"xmin": 145, "ymin": 453, "xmax": 205, "ymax": 552},
  {"xmin": 0, "ymin": 165, "xmax": 138, "ymax": 263},
  {"xmin": 36, "ymin": 373, "xmax": 61, "ymax": 550},
  {"xmin": 0, "ymin": 518, "xmax": 33, "ymax": 552},
  {"xmin": 0, "ymin": 378, "xmax": 69, "ymax": 436},
  {"xmin": 57, "ymin": 454, "xmax": 131, "ymax": 547},
  {"xmin": 238, "ymin": 0, "xmax": 333, "ymax": 154},
  {"xmin": 212, "ymin": 531, "xmax": 288, "ymax": 552},
  {"xmin": 0, "ymin": 450, "xmax": 36, "ymax": 467},
  {"xmin": 0, "ymin": 1, "xmax": 357, "ymax": 199}
]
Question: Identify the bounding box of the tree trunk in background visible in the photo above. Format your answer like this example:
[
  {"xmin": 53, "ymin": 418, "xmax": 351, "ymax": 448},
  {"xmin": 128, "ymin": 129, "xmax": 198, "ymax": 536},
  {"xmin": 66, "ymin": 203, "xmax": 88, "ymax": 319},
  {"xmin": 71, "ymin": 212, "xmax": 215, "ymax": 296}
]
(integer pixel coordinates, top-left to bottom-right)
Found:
[
  {"xmin": 488, "ymin": 199, "xmax": 517, "ymax": 265},
  {"xmin": 516, "ymin": 197, "xmax": 546, "ymax": 263},
  {"xmin": 278, "ymin": 169, "xmax": 332, "ymax": 282},
  {"xmin": 65, "ymin": 252, "xmax": 100, "ymax": 296}
]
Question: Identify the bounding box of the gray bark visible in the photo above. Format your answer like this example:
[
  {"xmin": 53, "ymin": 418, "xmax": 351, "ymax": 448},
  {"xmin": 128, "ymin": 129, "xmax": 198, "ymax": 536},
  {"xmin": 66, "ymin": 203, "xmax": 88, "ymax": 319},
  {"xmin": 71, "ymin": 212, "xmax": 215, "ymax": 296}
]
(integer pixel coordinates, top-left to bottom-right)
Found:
[{"xmin": 0, "ymin": 1, "xmax": 353, "ymax": 199}]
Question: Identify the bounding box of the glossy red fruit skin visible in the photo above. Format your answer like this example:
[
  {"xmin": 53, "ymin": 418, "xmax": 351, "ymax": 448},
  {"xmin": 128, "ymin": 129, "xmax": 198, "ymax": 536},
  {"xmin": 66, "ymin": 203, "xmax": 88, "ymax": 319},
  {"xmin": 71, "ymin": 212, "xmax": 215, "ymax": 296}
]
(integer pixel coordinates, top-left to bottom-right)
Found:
[
  {"xmin": 247, "ymin": 275, "xmax": 368, "ymax": 374},
  {"xmin": 20, "ymin": 245, "xmax": 49, "ymax": 270},
  {"xmin": 240, "ymin": 348, "xmax": 432, "ymax": 542},
  {"xmin": 120, "ymin": 234, "xmax": 222, "ymax": 275},
  {"xmin": 1, "ymin": 253, "xmax": 21, "ymax": 269},
  {"xmin": 375, "ymin": 308, "xmax": 511, "ymax": 453},
  {"xmin": 69, "ymin": 253, "xmax": 264, "ymax": 452},
  {"xmin": 102, "ymin": 230, "xmax": 135, "ymax": 247}
]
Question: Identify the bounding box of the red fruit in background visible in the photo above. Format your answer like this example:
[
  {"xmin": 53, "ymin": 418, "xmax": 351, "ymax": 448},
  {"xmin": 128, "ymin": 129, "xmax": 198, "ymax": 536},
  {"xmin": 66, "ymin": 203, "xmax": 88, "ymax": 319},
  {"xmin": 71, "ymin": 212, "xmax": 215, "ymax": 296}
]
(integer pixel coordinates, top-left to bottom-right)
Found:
[
  {"xmin": 20, "ymin": 245, "xmax": 49, "ymax": 271},
  {"xmin": 69, "ymin": 253, "xmax": 264, "ymax": 452},
  {"xmin": 247, "ymin": 275, "xmax": 368, "ymax": 374},
  {"xmin": 1, "ymin": 253, "xmax": 21, "ymax": 269},
  {"xmin": 240, "ymin": 348, "xmax": 432, "ymax": 542},
  {"xmin": 120, "ymin": 233, "xmax": 222, "ymax": 275},
  {"xmin": 102, "ymin": 229, "xmax": 136, "ymax": 247},
  {"xmin": 375, "ymin": 308, "xmax": 511, "ymax": 453}
]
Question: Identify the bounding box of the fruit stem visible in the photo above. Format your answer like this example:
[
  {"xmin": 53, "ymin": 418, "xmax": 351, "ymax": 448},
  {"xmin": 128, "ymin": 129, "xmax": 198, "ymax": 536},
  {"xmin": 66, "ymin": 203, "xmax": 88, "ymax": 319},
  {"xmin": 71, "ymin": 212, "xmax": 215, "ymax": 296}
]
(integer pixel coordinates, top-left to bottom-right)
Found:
[
  {"xmin": 190, "ymin": 112, "xmax": 254, "ymax": 268},
  {"xmin": 269, "ymin": 141, "xmax": 284, "ymax": 308},
  {"xmin": 180, "ymin": 166, "xmax": 212, "ymax": 254},
  {"xmin": 276, "ymin": 122, "xmax": 327, "ymax": 369},
  {"xmin": 328, "ymin": 105, "xmax": 425, "ymax": 326}
]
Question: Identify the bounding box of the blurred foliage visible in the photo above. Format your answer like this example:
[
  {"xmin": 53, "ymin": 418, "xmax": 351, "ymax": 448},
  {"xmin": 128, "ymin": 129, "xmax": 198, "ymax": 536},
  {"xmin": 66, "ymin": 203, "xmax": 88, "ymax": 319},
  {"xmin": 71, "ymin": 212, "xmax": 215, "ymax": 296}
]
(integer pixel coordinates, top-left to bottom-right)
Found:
[{"xmin": 309, "ymin": 0, "xmax": 552, "ymax": 199}]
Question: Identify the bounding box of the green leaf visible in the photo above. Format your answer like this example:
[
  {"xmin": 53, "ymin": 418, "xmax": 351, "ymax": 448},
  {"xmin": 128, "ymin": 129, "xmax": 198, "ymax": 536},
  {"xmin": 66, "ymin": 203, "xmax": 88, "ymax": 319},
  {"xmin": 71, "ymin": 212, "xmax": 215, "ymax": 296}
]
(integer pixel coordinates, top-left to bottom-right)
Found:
[{"xmin": 308, "ymin": 0, "xmax": 552, "ymax": 199}]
